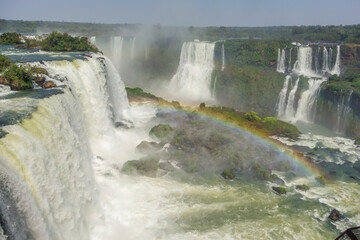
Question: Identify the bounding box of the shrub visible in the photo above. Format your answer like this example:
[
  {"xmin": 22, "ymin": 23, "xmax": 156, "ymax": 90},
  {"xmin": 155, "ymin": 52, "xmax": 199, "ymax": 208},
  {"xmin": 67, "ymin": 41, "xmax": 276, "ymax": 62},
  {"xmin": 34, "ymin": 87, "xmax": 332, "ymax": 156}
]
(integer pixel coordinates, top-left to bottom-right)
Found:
[
  {"xmin": 0, "ymin": 32, "xmax": 22, "ymax": 45},
  {"xmin": 41, "ymin": 32, "xmax": 98, "ymax": 52},
  {"xmin": 244, "ymin": 111, "xmax": 261, "ymax": 121}
]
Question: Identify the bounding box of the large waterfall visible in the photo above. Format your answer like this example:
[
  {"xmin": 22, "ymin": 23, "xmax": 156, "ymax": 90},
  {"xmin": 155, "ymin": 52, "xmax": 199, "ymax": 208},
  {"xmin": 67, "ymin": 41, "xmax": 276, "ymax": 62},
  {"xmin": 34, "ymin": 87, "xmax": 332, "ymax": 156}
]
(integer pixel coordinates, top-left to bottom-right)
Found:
[
  {"xmin": 0, "ymin": 55, "xmax": 131, "ymax": 239},
  {"xmin": 276, "ymin": 44, "xmax": 341, "ymax": 123},
  {"xmin": 221, "ymin": 42, "xmax": 226, "ymax": 71},
  {"xmin": 168, "ymin": 41, "xmax": 215, "ymax": 104}
]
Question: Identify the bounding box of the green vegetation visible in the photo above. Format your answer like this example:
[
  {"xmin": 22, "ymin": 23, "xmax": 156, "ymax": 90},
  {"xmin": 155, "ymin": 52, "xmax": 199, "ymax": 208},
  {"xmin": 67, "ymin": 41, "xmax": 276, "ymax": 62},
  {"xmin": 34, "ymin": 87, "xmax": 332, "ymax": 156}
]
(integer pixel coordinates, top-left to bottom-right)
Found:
[
  {"xmin": 355, "ymin": 137, "xmax": 360, "ymax": 145},
  {"xmin": 252, "ymin": 163, "xmax": 271, "ymax": 181},
  {"xmin": 125, "ymin": 87, "xmax": 161, "ymax": 101},
  {"xmin": 199, "ymin": 107, "xmax": 300, "ymax": 139},
  {"xmin": 221, "ymin": 169, "xmax": 235, "ymax": 179},
  {"xmin": 0, "ymin": 32, "xmax": 22, "ymax": 45},
  {"xmin": 0, "ymin": 54, "xmax": 34, "ymax": 90},
  {"xmin": 41, "ymin": 32, "xmax": 98, "ymax": 52},
  {"xmin": 199, "ymin": 102, "xmax": 206, "ymax": 109},
  {"xmin": 295, "ymin": 184, "xmax": 310, "ymax": 191},
  {"xmin": 214, "ymin": 40, "xmax": 286, "ymax": 116},
  {"xmin": 272, "ymin": 186, "xmax": 287, "ymax": 195}
]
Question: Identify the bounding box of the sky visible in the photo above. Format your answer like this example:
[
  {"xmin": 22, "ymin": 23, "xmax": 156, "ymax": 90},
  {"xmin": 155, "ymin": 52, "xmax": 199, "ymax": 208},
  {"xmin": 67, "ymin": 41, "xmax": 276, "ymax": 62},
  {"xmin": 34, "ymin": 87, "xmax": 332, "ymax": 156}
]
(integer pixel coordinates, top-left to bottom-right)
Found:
[{"xmin": 1, "ymin": 0, "xmax": 360, "ymax": 27}]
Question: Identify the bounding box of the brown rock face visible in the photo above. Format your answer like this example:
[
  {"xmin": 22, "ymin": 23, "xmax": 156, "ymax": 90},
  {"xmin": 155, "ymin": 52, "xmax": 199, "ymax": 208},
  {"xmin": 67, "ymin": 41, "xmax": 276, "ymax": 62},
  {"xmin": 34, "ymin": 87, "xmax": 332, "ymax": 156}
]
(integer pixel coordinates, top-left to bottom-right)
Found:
[{"xmin": 43, "ymin": 81, "xmax": 56, "ymax": 88}]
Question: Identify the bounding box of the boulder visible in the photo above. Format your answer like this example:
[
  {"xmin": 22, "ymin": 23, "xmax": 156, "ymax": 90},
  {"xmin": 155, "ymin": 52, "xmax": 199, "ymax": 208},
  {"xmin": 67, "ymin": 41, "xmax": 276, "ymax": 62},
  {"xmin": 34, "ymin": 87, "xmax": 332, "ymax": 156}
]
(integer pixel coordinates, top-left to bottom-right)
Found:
[
  {"xmin": 295, "ymin": 184, "xmax": 310, "ymax": 191},
  {"xmin": 136, "ymin": 141, "xmax": 164, "ymax": 154},
  {"xmin": 159, "ymin": 162, "xmax": 175, "ymax": 172},
  {"xmin": 35, "ymin": 77, "xmax": 45, "ymax": 84},
  {"xmin": 43, "ymin": 81, "xmax": 56, "ymax": 88},
  {"xmin": 121, "ymin": 156, "xmax": 160, "ymax": 177},
  {"xmin": 328, "ymin": 209, "xmax": 345, "ymax": 222},
  {"xmin": 272, "ymin": 186, "xmax": 287, "ymax": 195}
]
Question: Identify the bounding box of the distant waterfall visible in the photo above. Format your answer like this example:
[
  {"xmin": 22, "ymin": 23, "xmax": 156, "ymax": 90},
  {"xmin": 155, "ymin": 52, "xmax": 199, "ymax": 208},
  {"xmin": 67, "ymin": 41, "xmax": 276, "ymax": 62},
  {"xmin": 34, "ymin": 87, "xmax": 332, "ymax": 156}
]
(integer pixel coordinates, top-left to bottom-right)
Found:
[
  {"xmin": 276, "ymin": 75, "xmax": 291, "ymax": 117},
  {"xmin": 169, "ymin": 41, "xmax": 215, "ymax": 103},
  {"xmin": 212, "ymin": 75, "xmax": 218, "ymax": 98},
  {"xmin": 288, "ymin": 48, "xmax": 292, "ymax": 72},
  {"xmin": 331, "ymin": 45, "xmax": 341, "ymax": 75},
  {"xmin": 276, "ymin": 44, "xmax": 342, "ymax": 123},
  {"xmin": 130, "ymin": 37, "xmax": 136, "ymax": 60},
  {"xmin": 90, "ymin": 36, "xmax": 96, "ymax": 45},
  {"xmin": 221, "ymin": 43, "xmax": 226, "ymax": 71},
  {"xmin": 293, "ymin": 46, "xmax": 314, "ymax": 77},
  {"xmin": 322, "ymin": 47, "xmax": 329, "ymax": 73},
  {"xmin": 336, "ymin": 90, "xmax": 353, "ymax": 134},
  {"xmin": 282, "ymin": 77, "xmax": 300, "ymax": 121},
  {"xmin": 112, "ymin": 36, "xmax": 123, "ymax": 69},
  {"xmin": 294, "ymin": 78, "xmax": 326, "ymax": 122},
  {"xmin": 276, "ymin": 49, "xmax": 286, "ymax": 73}
]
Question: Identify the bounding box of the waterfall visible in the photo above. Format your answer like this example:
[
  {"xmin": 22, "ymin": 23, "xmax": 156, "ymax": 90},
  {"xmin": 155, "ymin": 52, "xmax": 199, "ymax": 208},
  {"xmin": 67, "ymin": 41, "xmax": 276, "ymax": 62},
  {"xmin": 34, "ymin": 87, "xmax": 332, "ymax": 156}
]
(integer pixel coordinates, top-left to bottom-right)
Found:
[
  {"xmin": 288, "ymin": 48, "xmax": 292, "ymax": 72},
  {"xmin": 276, "ymin": 48, "xmax": 286, "ymax": 73},
  {"xmin": 336, "ymin": 90, "xmax": 353, "ymax": 134},
  {"xmin": 331, "ymin": 45, "xmax": 341, "ymax": 75},
  {"xmin": 282, "ymin": 77, "xmax": 300, "ymax": 121},
  {"xmin": 169, "ymin": 41, "xmax": 215, "ymax": 103},
  {"xmin": 276, "ymin": 44, "xmax": 342, "ymax": 123},
  {"xmin": 112, "ymin": 36, "xmax": 123, "ymax": 70},
  {"xmin": 0, "ymin": 89, "xmax": 95, "ymax": 240},
  {"xmin": 293, "ymin": 46, "xmax": 314, "ymax": 77},
  {"xmin": 212, "ymin": 75, "xmax": 218, "ymax": 98},
  {"xmin": 277, "ymin": 75, "xmax": 291, "ymax": 117},
  {"xmin": 294, "ymin": 78, "xmax": 326, "ymax": 123},
  {"xmin": 90, "ymin": 36, "xmax": 96, "ymax": 45},
  {"xmin": 329, "ymin": 47, "xmax": 333, "ymax": 69},
  {"xmin": 322, "ymin": 47, "xmax": 329, "ymax": 73},
  {"xmin": 0, "ymin": 55, "xmax": 131, "ymax": 239},
  {"xmin": 221, "ymin": 43, "xmax": 225, "ymax": 71},
  {"xmin": 130, "ymin": 37, "xmax": 136, "ymax": 60}
]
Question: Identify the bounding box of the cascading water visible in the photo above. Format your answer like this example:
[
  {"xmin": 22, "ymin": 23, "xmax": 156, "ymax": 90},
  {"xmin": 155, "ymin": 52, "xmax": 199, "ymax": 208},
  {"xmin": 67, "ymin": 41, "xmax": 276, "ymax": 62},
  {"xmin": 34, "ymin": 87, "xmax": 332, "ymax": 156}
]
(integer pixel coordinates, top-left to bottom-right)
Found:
[
  {"xmin": 294, "ymin": 78, "xmax": 326, "ymax": 122},
  {"xmin": 276, "ymin": 44, "xmax": 342, "ymax": 123},
  {"xmin": 276, "ymin": 75, "xmax": 291, "ymax": 117},
  {"xmin": 331, "ymin": 45, "xmax": 341, "ymax": 75},
  {"xmin": 0, "ymin": 54, "xmax": 132, "ymax": 239},
  {"xmin": 283, "ymin": 77, "xmax": 300, "ymax": 121},
  {"xmin": 322, "ymin": 47, "xmax": 329, "ymax": 73},
  {"xmin": 90, "ymin": 36, "xmax": 96, "ymax": 45},
  {"xmin": 276, "ymin": 48, "xmax": 286, "ymax": 73},
  {"xmin": 112, "ymin": 36, "xmax": 123, "ymax": 70},
  {"xmin": 221, "ymin": 42, "xmax": 225, "ymax": 71},
  {"xmin": 168, "ymin": 41, "xmax": 215, "ymax": 103},
  {"xmin": 336, "ymin": 90, "xmax": 353, "ymax": 134},
  {"xmin": 130, "ymin": 37, "xmax": 136, "ymax": 60},
  {"xmin": 288, "ymin": 48, "xmax": 292, "ymax": 72}
]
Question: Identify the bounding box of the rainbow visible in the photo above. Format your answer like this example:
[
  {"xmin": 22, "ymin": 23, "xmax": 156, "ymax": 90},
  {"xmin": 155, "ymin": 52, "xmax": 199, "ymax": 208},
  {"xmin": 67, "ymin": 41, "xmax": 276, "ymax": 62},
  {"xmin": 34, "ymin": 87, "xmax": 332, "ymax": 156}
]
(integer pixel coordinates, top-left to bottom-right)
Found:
[{"xmin": 131, "ymin": 100, "xmax": 324, "ymax": 178}]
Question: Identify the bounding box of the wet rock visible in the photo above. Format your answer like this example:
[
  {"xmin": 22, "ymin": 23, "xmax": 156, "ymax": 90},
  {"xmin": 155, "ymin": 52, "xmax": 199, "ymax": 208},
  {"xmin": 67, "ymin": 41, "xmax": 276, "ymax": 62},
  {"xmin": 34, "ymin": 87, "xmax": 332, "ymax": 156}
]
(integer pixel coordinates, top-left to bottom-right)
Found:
[
  {"xmin": 50, "ymin": 74, "xmax": 68, "ymax": 82},
  {"xmin": 121, "ymin": 156, "xmax": 160, "ymax": 177},
  {"xmin": 272, "ymin": 186, "xmax": 287, "ymax": 195},
  {"xmin": 328, "ymin": 209, "xmax": 345, "ymax": 222},
  {"xmin": 159, "ymin": 162, "xmax": 175, "ymax": 172},
  {"xmin": 43, "ymin": 81, "xmax": 56, "ymax": 88},
  {"xmin": 295, "ymin": 184, "xmax": 310, "ymax": 191},
  {"xmin": 136, "ymin": 141, "xmax": 164, "ymax": 154},
  {"xmin": 32, "ymin": 67, "xmax": 48, "ymax": 75},
  {"xmin": 35, "ymin": 76, "xmax": 45, "ymax": 84}
]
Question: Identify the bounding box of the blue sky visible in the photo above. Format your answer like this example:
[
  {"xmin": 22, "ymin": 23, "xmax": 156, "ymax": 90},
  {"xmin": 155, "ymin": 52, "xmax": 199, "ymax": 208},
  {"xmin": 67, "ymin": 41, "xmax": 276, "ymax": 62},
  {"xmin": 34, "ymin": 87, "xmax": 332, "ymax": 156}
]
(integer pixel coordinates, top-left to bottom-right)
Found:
[{"xmin": 1, "ymin": 0, "xmax": 359, "ymax": 27}]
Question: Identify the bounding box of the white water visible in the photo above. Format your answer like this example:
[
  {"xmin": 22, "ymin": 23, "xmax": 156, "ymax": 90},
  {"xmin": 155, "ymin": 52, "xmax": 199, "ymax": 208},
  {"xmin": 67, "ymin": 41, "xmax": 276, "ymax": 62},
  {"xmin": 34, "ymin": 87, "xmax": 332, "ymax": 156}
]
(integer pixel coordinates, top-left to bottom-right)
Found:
[
  {"xmin": 276, "ymin": 75, "xmax": 291, "ymax": 117},
  {"xmin": 336, "ymin": 90, "xmax": 353, "ymax": 134},
  {"xmin": 294, "ymin": 78, "xmax": 326, "ymax": 123},
  {"xmin": 276, "ymin": 45, "xmax": 342, "ymax": 123},
  {"xmin": 221, "ymin": 43, "xmax": 225, "ymax": 71},
  {"xmin": 276, "ymin": 48, "xmax": 286, "ymax": 73},
  {"xmin": 293, "ymin": 46, "xmax": 315, "ymax": 77},
  {"xmin": 130, "ymin": 37, "xmax": 136, "ymax": 60},
  {"xmin": 112, "ymin": 36, "xmax": 123, "ymax": 70},
  {"xmin": 90, "ymin": 36, "xmax": 96, "ymax": 45},
  {"xmin": 288, "ymin": 48, "xmax": 293, "ymax": 72},
  {"xmin": 282, "ymin": 77, "xmax": 300, "ymax": 121},
  {"xmin": 322, "ymin": 47, "xmax": 329, "ymax": 73},
  {"xmin": 331, "ymin": 45, "xmax": 341, "ymax": 75},
  {"xmin": 168, "ymin": 41, "xmax": 215, "ymax": 104}
]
